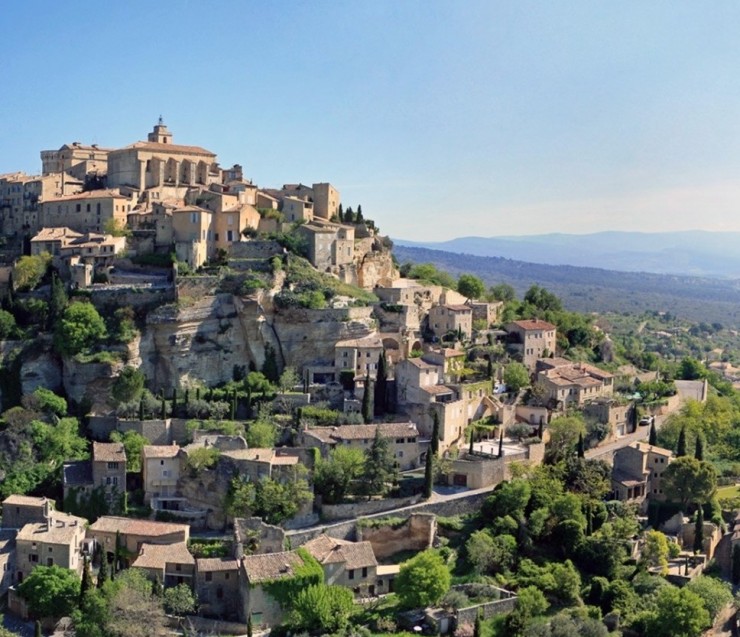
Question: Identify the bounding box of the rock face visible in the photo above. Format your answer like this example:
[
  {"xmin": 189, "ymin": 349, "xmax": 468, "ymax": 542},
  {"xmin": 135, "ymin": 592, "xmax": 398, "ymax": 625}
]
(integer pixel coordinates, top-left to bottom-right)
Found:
[
  {"xmin": 18, "ymin": 338, "xmax": 63, "ymax": 396},
  {"xmin": 140, "ymin": 294, "xmax": 251, "ymax": 392},
  {"xmin": 62, "ymin": 356, "xmax": 125, "ymax": 410}
]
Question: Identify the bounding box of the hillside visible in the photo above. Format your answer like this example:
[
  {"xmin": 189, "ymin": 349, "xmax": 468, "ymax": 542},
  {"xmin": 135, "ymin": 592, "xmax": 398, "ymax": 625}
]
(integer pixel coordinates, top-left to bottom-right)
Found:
[
  {"xmin": 395, "ymin": 230, "xmax": 740, "ymax": 279},
  {"xmin": 393, "ymin": 245, "xmax": 740, "ymax": 328}
]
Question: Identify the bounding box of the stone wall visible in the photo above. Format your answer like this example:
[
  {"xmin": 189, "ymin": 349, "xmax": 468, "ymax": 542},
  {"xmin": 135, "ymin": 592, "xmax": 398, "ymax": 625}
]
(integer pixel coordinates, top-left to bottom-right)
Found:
[
  {"xmin": 176, "ymin": 276, "xmax": 220, "ymax": 300},
  {"xmin": 230, "ymin": 241, "xmax": 284, "ymax": 259},
  {"xmin": 89, "ymin": 285, "xmax": 175, "ymax": 311},
  {"xmin": 356, "ymin": 513, "xmax": 436, "ymax": 560},
  {"xmin": 234, "ymin": 517, "xmax": 285, "ymax": 556},
  {"xmin": 455, "ymin": 597, "xmax": 518, "ymax": 626},
  {"xmin": 321, "ymin": 495, "xmax": 421, "ymax": 522}
]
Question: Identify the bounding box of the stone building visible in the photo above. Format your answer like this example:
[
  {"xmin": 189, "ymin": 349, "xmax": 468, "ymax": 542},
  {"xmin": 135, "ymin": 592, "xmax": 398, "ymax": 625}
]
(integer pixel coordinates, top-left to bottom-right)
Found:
[
  {"xmin": 535, "ymin": 357, "xmax": 614, "ymax": 408},
  {"xmin": 428, "ymin": 304, "xmax": 473, "ymax": 340},
  {"xmin": 195, "ymin": 557, "xmax": 240, "ymax": 620},
  {"xmin": 506, "ymin": 319, "xmax": 557, "ymax": 370},
  {"xmin": 334, "ymin": 334, "xmax": 384, "ymax": 381},
  {"xmin": 131, "ymin": 541, "xmax": 195, "ymax": 588},
  {"xmin": 63, "ymin": 442, "xmax": 127, "ymax": 515},
  {"xmin": 15, "ymin": 509, "xmax": 86, "ymax": 582},
  {"xmin": 0, "ymin": 530, "xmax": 16, "ymax": 597},
  {"xmin": 301, "ymin": 422, "xmax": 421, "ymax": 470},
  {"xmin": 142, "ymin": 445, "xmax": 182, "ymax": 504},
  {"xmin": 1, "ymin": 495, "xmax": 51, "ymax": 529},
  {"xmin": 39, "ymin": 189, "xmax": 132, "ymax": 234},
  {"xmin": 106, "ymin": 120, "xmax": 219, "ymax": 203},
  {"xmin": 302, "ymin": 534, "xmax": 379, "ymax": 596},
  {"xmin": 0, "ymin": 172, "xmax": 64, "ymax": 235},
  {"xmin": 40, "ymin": 142, "xmax": 110, "ymax": 179},
  {"xmin": 612, "ymin": 441, "xmax": 673, "ymax": 505}
]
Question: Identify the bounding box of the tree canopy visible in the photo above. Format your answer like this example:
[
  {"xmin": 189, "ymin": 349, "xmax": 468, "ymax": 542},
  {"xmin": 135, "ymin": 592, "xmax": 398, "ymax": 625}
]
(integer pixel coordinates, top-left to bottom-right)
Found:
[
  {"xmin": 395, "ymin": 550, "xmax": 451, "ymax": 609},
  {"xmin": 457, "ymin": 273, "xmax": 485, "ymax": 301},
  {"xmin": 54, "ymin": 302, "xmax": 107, "ymax": 356},
  {"xmin": 19, "ymin": 565, "xmax": 81, "ymax": 618}
]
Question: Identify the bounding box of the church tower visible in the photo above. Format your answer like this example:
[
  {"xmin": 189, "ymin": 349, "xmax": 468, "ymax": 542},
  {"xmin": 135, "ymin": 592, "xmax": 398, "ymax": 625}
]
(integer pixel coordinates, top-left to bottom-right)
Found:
[{"xmin": 148, "ymin": 116, "xmax": 173, "ymax": 144}]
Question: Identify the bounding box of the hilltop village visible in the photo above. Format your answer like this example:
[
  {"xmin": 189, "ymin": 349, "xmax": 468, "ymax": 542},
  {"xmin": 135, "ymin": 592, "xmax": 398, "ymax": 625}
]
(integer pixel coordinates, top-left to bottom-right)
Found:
[{"xmin": 0, "ymin": 123, "xmax": 739, "ymax": 637}]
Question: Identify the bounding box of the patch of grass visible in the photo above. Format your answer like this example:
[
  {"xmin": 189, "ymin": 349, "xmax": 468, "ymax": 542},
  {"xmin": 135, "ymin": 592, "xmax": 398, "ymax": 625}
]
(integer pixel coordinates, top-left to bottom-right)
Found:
[{"xmin": 716, "ymin": 484, "xmax": 740, "ymax": 499}]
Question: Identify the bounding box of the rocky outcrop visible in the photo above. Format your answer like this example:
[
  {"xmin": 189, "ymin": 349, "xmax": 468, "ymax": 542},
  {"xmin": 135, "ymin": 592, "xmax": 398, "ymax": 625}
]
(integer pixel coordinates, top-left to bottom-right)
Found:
[{"xmin": 62, "ymin": 356, "xmax": 124, "ymax": 410}]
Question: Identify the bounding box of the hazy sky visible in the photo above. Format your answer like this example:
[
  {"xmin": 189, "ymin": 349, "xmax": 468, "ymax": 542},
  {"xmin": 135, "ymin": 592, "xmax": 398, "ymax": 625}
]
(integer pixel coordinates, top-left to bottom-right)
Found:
[{"xmin": 3, "ymin": 1, "xmax": 740, "ymax": 240}]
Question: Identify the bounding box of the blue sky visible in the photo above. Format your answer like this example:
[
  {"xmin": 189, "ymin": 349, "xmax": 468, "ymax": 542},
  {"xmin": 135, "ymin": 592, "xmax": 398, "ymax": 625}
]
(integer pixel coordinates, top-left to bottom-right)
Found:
[{"xmin": 3, "ymin": 1, "xmax": 740, "ymax": 240}]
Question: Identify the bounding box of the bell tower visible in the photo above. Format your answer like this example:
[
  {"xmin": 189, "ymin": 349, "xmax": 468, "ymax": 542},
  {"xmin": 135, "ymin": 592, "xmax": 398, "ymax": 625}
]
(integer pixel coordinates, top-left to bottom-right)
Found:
[{"xmin": 148, "ymin": 116, "xmax": 173, "ymax": 144}]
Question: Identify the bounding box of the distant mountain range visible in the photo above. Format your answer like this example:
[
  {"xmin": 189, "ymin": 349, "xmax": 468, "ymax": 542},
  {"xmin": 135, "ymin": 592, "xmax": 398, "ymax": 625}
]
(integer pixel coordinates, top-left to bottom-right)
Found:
[
  {"xmin": 394, "ymin": 231, "xmax": 740, "ymax": 279},
  {"xmin": 392, "ymin": 245, "xmax": 740, "ymax": 328}
]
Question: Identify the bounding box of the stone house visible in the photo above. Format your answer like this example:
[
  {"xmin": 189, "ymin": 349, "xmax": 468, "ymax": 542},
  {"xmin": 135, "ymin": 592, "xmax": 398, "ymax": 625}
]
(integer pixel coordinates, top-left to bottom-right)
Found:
[
  {"xmin": 239, "ymin": 550, "xmax": 312, "ymax": 628},
  {"xmin": 219, "ymin": 448, "xmax": 305, "ymax": 483},
  {"xmin": 30, "ymin": 227, "xmax": 125, "ymax": 268},
  {"xmin": 40, "ymin": 141, "xmax": 111, "ymax": 179},
  {"xmin": 301, "ymin": 422, "xmax": 422, "ymax": 471},
  {"xmin": 611, "ymin": 442, "xmax": 673, "ymax": 505},
  {"xmin": 583, "ymin": 398, "xmax": 635, "ymax": 438},
  {"xmin": 195, "ymin": 557, "xmax": 241, "ymax": 620},
  {"xmin": 535, "ymin": 358, "xmax": 614, "ymax": 408},
  {"xmin": 506, "ymin": 319, "xmax": 557, "ymax": 370},
  {"xmin": 142, "ymin": 445, "xmax": 182, "ymax": 505},
  {"xmin": 428, "ymin": 304, "xmax": 473, "ymax": 340},
  {"xmin": 171, "ymin": 205, "xmax": 213, "ymax": 268},
  {"xmin": 87, "ymin": 516, "xmax": 189, "ymax": 566},
  {"xmin": 334, "ymin": 334, "xmax": 385, "ymax": 381},
  {"xmin": 131, "ymin": 541, "xmax": 195, "ymax": 588},
  {"xmin": 422, "ymin": 348, "xmax": 467, "ymax": 383},
  {"xmin": 0, "ymin": 171, "xmax": 64, "ymax": 235},
  {"xmin": 15, "ymin": 509, "xmax": 87, "ymax": 583},
  {"xmin": 62, "ymin": 442, "xmax": 127, "ymax": 515},
  {"xmin": 0, "ymin": 530, "xmax": 16, "ymax": 598},
  {"xmin": 1, "ymin": 495, "xmax": 52, "ymax": 529},
  {"xmin": 395, "ymin": 357, "xmax": 443, "ymax": 405},
  {"xmin": 302, "ymin": 534, "xmax": 379, "ymax": 596},
  {"xmin": 39, "ymin": 189, "xmax": 132, "ymax": 234},
  {"xmin": 282, "ymin": 195, "xmax": 314, "ymax": 223},
  {"xmin": 297, "ymin": 219, "xmax": 356, "ymax": 271},
  {"xmin": 468, "ymin": 300, "xmax": 503, "ymax": 327}
]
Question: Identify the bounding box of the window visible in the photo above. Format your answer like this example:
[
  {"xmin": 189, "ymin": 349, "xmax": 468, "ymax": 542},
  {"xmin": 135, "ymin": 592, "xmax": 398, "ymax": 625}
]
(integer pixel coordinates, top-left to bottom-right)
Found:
[
  {"xmin": 205, "ymin": 571, "xmax": 213, "ymax": 582},
  {"xmin": 227, "ymin": 230, "xmax": 234, "ymax": 241},
  {"xmin": 216, "ymin": 586, "xmax": 223, "ymax": 599},
  {"xmin": 175, "ymin": 564, "xmax": 181, "ymax": 572},
  {"xmin": 160, "ymin": 460, "xmax": 164, "ymax": 466},
  {"xmin": 108, "ymin": 462, "xmax": 119, "ymax": 470},
  {"xmin": 29, "ymin": 554, "xmax": 38, "ymax": 563},
  {"xmin": 47, "ymin": 558, "xmax": 53, "ymax": 566},
  {"xmin": 76, "ymin": 204, "xmax": 81, "ymax": 212},
  {"xmin": 348, "ymin": 569, "xmax": 355, "ymax": 580},
  {"xmin": 362, "ymin": 567, "xmax": 368, "ymax": 578},
  {"xmin": 224, "ymin": 572, "xmax": 229, "ymax": 580}
]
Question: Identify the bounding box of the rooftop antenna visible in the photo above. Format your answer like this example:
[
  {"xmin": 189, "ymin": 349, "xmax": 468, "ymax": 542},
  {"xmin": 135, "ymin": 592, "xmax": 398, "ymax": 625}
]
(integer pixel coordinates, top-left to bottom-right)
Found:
[{"xmin": 158, "ymin": 115, "xmax": 164, "ymax": 125}]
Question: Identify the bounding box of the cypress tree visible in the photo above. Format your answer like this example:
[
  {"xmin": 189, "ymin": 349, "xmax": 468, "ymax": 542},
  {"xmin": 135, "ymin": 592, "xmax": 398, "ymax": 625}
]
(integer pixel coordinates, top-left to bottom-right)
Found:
[
  {"xmin": 499, "ymin": 429, "xmax": 504, "ymax": 458},
  {"xmin": 473, "ymin": 610, "xmax": 482, "ymax": 637},
  {"xmin": 374, "ymin": 351, "xmax": 388, "ymax": 417},
  {"xmin": 486, "ymin": 358, "xmax": 494, "ymax": 379},
  {"xmin": 677, "ymin": 425, "xmax": 687, "ymax": 457},
  {"xmin": 138, "ymin": 397, "xmax": 144, "ymax": 421},
  {"xmin": 648, "ymin": 421, "xmax": 657, "ymax": 446},
  {"xmin": 195, "ymin": 387, "xmax": 201, "ymax": 401},
  {"xmin": 431, "ymin": 411, "xmax": 440, "ymax": 457},
  {"xmin": 537, "ymin": 419, "xmax": 544, "ymax": 441},
  {"xmin": 423, "ymin": 450, "xmax": 433, "ymax": 500},
  {"xmin": 693, "ymin": 506, "xmax": 704, "ymax": 554},
  {"xmin": 80, "ymin": 555, "xmax": 91, "ymax": 601},
  {"xmin": 6, "ymin": 271, "xmax": 15, "ymax": 309},
  {"xmin": 160, "ymin": 395, "xmax": 166, "ymax": 420},
  {"xmin": 184, "ymin": 388, "xmax": 190, "ymax": 405},
  {"xmin": 695, "ymin": 435, "xmax": 704, "ymax": 461},
  {"xmin": 356, "ymin": 205, "xmax": 364, "ymax": 222},
  {"xmin": 344, "ymin": 206, "xmax": 354, "ymax": 223},
  {"xmin": 469, "ymin": 428, "xmax": 475, "ymax": 454},
  {"xmin": 361, "ymin": 374, "xmax": 373, "ymax": 424},
  {"xmin": 732, "ymin": 544, "xmax": 740, "ymax": 585},
  {"xmin": 172, "ymin": 388, "xmax": 178, "ymax": 417},
  {"xmin": 577, "ymin": 432, "xmax": 585, "ymax": 459},
  {"xmin": 113, "ymin": 530, "xmax": 122, "ymax": 578},
  {"xmin": 230, "ymin": 391, "xmax": 237, "ymax": 420},
  {"xmin": 97, "ymin": 548, "xmax": 109, "ymax": 588}
]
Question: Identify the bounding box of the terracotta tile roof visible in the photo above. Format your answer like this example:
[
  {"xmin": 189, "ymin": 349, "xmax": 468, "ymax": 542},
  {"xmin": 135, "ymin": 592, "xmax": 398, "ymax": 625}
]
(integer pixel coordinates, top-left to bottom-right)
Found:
[
  {"xmin": 132, "ymin": 542, "xmax": 194, "ymax": 570},
  {"xmin": 17, "ymin": 512, "xmax": 86, "ymax": 545},
  {"xmin": 335, "ymin": 335, "xmax": 384, "ymax": 349},
  {"xmin": 31, "ymin": 227, "xmax": 84, "ymax": 242},
  {"xmin": 442, "ymin": 304, "xmax": 472, "ymax": 312},
  {"xmin": 89, "ymin": 516, "xmax": 189, "ymax": 537},
  {"xmin": 143, "ymin": 445, "xmax": 181, "ymax": 459},
  {"xmin": 302, "ymin": 534, "xmax": 377, "ymax": 570},
  {"xmin": 241, "ymin": 550, "xmax": 305, "ymax": 583},
  {"xmin": 93, "ymin": 442, "xmax": 126, "ymax": 463},
  {"xmin": 41, "ymin": 189, "xmax": 126, "ymax": 203},
  {"xmin": 2, "ymin": 495, "xmax": 49, "ymax": 507},
  {"xmin": 221, "ymin": 448, "xmax": 276, "ymax": 462},
  {"xmin": 510, "ymin": 319, "xmax": 556, "ymax": 331},
  {"xmin": 119, "ymin": 141, "xmax": 216, "ymax": 156},
  {"xmin": 197, "ymin": 557, "xmax": 239, "ymax": 572}
]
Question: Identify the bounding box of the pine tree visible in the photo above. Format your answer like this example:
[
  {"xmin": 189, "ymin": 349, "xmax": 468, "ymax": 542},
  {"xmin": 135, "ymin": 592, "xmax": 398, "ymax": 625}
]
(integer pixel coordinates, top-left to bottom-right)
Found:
[
  {"xmin": 677, "ymin": 425, "xmax": 687, "ymax": 457},
  {"xmin": 695, "ymin": 435, "xmax": 704, "ymax": 461},
  {"xmin": 423, "ymin": 450, "xmax": 433, "ymax": 500},
  {"xmin": 732, "ymin": 544, "xmax": 740, "ymax": 585},
  {"xmin": 648, "ymin": 421, "xmax": 657, "ymax": 446},
  {"xmin": 693, "ymin": 506, "xmax": 704, "ymax": 554},
  {"xmin": 374, "ymin": 351, "xmax": 388, "ymax": 417},
  {"xmin": 361, "ymin": 374, "xmax": 373, "ymax": 423},
  {"xmin": 577, "ymin": 432, "xmax": 585, "ymax": 458},
  {"xmin": 431, "ymin": 411, "xmax": 440, "ymax": 457},
  {"xmin": 499, "ymin": 429, "xmax": 504, "ymax": 458}
]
